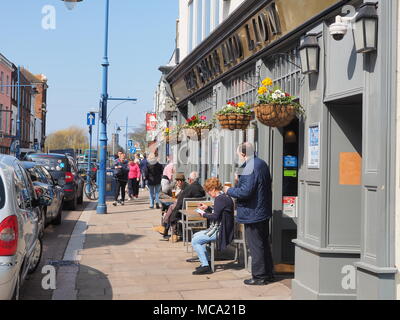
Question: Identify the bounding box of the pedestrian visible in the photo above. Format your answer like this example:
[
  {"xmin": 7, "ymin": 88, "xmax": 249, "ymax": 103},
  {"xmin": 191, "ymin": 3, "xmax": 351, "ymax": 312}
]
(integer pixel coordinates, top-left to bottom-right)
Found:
[
  {"xmin": 224, "ymin": 142, "xmax": 275, "ymax": 285},
  {"xmin": 113, "ymin": 152, "xmax": 129, "ymax": 206},
  {"xmin": 144, "ymin": 153, "xmax": 164, "ymax": 209},
  {"xmin": 161, "ymin": 155, "xmax": 175, "ymax": 195},
  {"xmin": 140, "ymin": 154, "xmax": 148, "ymax": 189},
  {"xmin": 189, "ymin": 177, "xmax": 234, "ymax": 275},
  {"xmin": 128, "ymin": 158, "xmax": 141, "ymax": 200}
]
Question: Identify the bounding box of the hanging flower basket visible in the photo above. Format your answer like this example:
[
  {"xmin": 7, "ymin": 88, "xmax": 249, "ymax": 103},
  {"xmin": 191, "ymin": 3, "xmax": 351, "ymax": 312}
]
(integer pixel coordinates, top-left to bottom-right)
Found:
[
  {"xmin": 254, "ymin": 104, "xmax": 297, "ymax": 128},
  {"xmin": 255, "ymin": 78, "xmax": 304, "ymax": 128},
  {"xmin": 216, "ymin": 101, "xmax": 252, "ymax": 130},
  {"xmin": 181, "ymin": 115, "xmax": 214, "ymax": 141}
]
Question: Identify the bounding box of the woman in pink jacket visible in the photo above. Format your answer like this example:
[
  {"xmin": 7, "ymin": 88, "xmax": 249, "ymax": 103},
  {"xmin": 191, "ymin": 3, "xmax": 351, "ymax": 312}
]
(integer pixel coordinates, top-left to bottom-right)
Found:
[{"xmin": 128, "ymin": 159, "xmax": 141, "ymax": 200}]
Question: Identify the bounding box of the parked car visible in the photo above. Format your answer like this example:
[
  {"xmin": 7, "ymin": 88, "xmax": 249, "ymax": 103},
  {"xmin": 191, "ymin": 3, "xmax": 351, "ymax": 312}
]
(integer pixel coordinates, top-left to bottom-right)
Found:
[
  {"xmin": 25, "ymin": 153, "xmax": 84, "ymax": 210},
  {"xmin": 0, "ymin": 155, "xmax": 43, "ymax": 300},
  {"xmin": 21, "ymin": 162, "xmax": 65, "ymax": 228}
]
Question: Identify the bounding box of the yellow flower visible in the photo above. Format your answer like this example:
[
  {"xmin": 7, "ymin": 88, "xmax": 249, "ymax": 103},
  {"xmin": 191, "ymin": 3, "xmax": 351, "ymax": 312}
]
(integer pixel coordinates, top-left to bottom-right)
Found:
[
  {"xmin": 258, "ymin": 87, "xmax": 267, "ymax": 95},
  {"xmin": 237, "ymin": 102, "xmax": 246, "ymax": 107},
  {"xmin": 262, "ymin": 78, "xmax": 273, "ymax": 87}
]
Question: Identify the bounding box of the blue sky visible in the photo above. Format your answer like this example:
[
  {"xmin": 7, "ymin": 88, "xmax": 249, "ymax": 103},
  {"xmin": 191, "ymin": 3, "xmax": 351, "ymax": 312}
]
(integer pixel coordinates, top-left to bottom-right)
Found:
[{"xmin": 0, "ymin": 0, "xmax": 178, "ymax": 139}]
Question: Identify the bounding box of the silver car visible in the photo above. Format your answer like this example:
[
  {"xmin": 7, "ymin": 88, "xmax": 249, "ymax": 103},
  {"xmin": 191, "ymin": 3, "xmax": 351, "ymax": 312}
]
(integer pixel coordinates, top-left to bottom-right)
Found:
[{"xmin": 0, "ymin": 155, "xmax": 43, "ymax": 300}]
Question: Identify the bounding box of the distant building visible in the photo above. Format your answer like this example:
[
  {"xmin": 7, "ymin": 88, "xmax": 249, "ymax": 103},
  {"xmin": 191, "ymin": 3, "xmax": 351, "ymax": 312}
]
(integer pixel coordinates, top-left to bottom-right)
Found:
[{"xmin": 0, "ymin": 53, "xmax": 13, "ymax": 154}]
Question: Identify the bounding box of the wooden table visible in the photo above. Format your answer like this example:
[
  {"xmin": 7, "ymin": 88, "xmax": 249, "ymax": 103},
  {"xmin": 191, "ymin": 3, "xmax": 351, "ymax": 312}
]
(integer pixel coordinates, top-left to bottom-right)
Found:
[{"xmin": 180, "ymin": 209, "xmax": 207, "ymax": 247}]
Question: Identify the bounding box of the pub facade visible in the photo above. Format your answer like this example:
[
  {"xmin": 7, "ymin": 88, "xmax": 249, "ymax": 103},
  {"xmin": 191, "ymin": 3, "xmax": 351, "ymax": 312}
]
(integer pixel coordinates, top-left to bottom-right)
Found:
[{"xmin": 155, "ymin": 0, "xmax": 399, "ymax": 299}]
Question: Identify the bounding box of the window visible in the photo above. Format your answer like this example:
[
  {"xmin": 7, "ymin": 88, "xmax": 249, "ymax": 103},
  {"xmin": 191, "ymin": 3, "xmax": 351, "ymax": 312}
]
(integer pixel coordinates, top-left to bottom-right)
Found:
[
  {"xmin": 14, "ymin": 164, "xmax": 31, "ymax": 209},
  {"xmin": 226, "ymin": 67, "xmax": 258, "ymax": 105},
  {"xmin": 0, "ymin": 72, "xmax": 3, "ymax": 94},
  {"xmin": 188, "ymin": 1, "xmax": 194, "ymax": 52},
  {"xmin": 0, "ymin": 104, "xmax": 3, "ymax": 132},
  {"xmin": 204, "ymin": 0, "xmax": 211, "ymax": 37},
  {"xmin": 197, "ymin": 0, "xmax": 203, "ymax": 45},
  {"xmin": 213, "ymin": 0, "xmax": 220, "ymax": 30},
  {"xmin": 6, "ymin": 75, "xmax": 9, "ymax": 96}
]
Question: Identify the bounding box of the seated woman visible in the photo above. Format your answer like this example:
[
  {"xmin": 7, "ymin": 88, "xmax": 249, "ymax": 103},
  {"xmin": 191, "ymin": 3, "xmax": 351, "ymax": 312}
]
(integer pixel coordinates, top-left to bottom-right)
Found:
[{"xmin": 191, "ymin": 177, "xmax": 235, "ymax": 275}]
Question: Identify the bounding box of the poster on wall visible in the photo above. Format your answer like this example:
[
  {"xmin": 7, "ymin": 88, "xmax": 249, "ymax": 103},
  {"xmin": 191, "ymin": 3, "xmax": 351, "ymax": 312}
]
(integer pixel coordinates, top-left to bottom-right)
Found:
[
  {"xmin": 146, "ymin": 113, "xmax": 158, "ymax": 132},
  {"xmin": 308, "ymin": 123, "xmax": 320, "ymax": 169}
]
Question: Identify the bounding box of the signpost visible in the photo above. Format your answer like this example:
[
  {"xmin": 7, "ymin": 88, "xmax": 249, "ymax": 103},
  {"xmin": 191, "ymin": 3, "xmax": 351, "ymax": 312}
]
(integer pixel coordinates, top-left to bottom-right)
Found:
[{"xmin": 86, "ymin": 112, "xmax": 96, "ymax": 193}]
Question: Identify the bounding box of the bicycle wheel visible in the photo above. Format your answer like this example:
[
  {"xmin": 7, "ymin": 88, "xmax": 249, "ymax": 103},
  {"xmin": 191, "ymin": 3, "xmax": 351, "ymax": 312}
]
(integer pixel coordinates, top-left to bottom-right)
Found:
[{"xmin": 84, "ymin": 181, "xmax": 98, "ymax": 200}]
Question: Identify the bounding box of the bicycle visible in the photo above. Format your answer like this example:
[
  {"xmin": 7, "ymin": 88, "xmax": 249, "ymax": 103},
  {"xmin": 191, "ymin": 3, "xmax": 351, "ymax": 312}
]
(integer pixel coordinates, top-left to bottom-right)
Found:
[{"xmin": 84, "ymin": 173, "xmax": 99, "ymax": 200}]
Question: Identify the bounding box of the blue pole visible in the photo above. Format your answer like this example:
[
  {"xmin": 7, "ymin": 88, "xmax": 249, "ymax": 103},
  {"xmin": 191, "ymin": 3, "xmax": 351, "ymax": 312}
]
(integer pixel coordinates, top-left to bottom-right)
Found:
[
  {"xmin": 97, "ymin": 0, "xmax": 110, "ymax": 214},
  {"xmin": 16, "ymin": 66, "xmax": 21, "ymax": 159},
  {"xmin": 87, "ymin": 124, "xmax": 93, "ymax": 189}
]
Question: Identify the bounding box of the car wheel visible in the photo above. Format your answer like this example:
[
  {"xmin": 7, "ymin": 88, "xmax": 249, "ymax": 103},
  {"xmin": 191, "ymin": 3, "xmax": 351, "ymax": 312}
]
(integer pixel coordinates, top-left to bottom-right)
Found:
[
  {"xmin": 68, "ymin": 194, "xmax": 77, "ymax": 211},
  {"xmin": 11, "ymin": 272, "xmax": 21, "ymax": 300},
  {"xmin": 52, "ymin": 203, "xmax": 63, "ymax": 226},
  {"xmin": 77, "ymin": 187, "xmax": 84, "ymax": 204},
  {"xmin": 27, "ymin": 238, "xmax": 43, "ymax": 275}
]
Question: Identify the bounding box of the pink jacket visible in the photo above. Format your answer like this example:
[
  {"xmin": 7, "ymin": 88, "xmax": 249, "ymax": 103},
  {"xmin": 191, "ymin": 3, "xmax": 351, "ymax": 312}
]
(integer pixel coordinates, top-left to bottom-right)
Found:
[{"xmin": 128, "ymin": 163, "xmax": 141, "ymax": 179}]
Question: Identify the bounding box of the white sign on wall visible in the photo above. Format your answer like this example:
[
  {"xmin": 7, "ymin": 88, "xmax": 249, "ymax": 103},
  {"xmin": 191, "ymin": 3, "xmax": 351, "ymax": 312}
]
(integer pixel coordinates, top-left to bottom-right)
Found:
[{"xmin": 308, "ymin": 123, "xmax": 320, "ymax": 169}]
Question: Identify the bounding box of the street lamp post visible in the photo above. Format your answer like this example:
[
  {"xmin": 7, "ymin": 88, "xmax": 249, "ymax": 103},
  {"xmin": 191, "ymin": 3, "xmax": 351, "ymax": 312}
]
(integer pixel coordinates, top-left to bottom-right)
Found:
[{"xmin": 63, "ymin": 0, "xmax": 137, "ymax": 214}]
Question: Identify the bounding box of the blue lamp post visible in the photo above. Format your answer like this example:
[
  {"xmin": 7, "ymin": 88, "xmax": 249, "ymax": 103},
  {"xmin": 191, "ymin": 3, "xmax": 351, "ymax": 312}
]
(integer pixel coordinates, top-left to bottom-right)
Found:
[{"xmin": 63, "ymin": 0, "xmax": 137, "ymax": 214}]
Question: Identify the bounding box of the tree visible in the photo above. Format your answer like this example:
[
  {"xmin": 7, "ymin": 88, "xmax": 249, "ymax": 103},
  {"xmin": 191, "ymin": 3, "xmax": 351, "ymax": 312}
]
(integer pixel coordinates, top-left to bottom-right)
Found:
[
  {"xmin": 128, "ymin": 123, "xmax": 147, "ymax": 154},
  {"xmin": 45, "ymin": 126, "xmax": 89, "ymax": 152}
]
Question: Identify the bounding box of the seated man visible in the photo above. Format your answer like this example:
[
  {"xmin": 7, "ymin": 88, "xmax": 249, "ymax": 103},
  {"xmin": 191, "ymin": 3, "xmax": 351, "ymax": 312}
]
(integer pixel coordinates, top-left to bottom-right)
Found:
[
  {"xmin": 169, "ymin": 171, "xmax": 206, "ymax": 242},
  {"xmin": 154, "ymin": 173, "xmax": 187, "ymax": 239}
]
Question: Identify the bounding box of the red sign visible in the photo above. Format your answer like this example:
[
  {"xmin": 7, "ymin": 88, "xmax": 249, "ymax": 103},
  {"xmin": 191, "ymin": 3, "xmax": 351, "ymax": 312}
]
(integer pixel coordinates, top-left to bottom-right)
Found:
[{"xmin": 146, "ymin": 113, "xmax": 158, "ymax": 131}]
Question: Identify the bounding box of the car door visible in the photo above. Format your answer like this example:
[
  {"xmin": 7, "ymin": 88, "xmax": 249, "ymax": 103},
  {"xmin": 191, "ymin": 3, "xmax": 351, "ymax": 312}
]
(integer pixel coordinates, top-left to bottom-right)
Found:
[
  {"xmin": 41, "ymin": 166, "xmax": 62, "ymax": 219},
  {"xmin": 13, "ymin": 163, "xmax": 37, "ymax": 257},
  {"xmin": 69, "ymin": 159, "xmax": 81, "ymax": 196}
]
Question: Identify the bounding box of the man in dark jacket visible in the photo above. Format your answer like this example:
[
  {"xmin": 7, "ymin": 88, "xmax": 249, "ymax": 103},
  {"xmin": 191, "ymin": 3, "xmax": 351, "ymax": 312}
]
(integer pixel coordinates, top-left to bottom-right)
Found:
[
  {"xmin": 169, "ymin": 171, "xmax": 206, "ymax": 242},
  {"xmin": 225, "ymin": 142, "xmax": 274, "ymax": 285}
]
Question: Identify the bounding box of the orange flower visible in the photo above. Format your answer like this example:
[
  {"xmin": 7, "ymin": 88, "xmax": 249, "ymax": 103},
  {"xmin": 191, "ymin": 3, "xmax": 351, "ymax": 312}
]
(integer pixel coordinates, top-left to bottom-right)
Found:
[{"xmin": 258, "ymin": 87, "xmax": 267, "ymax": 95}]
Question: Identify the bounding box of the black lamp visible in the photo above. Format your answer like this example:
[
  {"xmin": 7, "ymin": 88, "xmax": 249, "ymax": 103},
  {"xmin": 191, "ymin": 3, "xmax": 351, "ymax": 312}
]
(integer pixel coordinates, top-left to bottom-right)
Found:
[
  {"xmin": 353, "ymin": 2, "xmax": 378, "ymax": 53},
  {"xmin": 299, "ymin": 34, "xmax": 320, "ymax": 74}
]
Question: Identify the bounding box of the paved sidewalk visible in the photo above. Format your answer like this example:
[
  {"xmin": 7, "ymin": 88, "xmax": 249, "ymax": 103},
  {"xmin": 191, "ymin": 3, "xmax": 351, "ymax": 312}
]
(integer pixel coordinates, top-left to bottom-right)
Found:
[{"xmin": 74, "ymin": 191, "xmax": 292, "ymax": 300}]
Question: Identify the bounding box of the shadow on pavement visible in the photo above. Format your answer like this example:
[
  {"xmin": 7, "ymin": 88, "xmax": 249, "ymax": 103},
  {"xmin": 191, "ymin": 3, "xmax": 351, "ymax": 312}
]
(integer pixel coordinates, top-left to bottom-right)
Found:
[
  {"xmin": 83, "ymin": 233, "xmax": 144, "ymax": 250},
  {"xmin": 76, "ymin": 264, "xmax": 113, "ymax": 300}
]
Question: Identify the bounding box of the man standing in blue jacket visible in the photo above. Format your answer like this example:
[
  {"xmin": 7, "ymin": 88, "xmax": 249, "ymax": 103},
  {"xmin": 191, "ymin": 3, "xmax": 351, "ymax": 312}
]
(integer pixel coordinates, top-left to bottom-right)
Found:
[{"xmin": 224, "ymin": 142, "xmax": 274, "ymax": 285}]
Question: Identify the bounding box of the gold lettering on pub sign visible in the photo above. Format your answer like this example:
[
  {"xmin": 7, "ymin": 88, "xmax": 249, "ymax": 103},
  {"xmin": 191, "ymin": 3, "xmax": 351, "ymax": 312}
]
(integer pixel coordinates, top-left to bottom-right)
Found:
[{"xmin": 184, "ymin": 2, "xmax": 281, "ymax": 92}]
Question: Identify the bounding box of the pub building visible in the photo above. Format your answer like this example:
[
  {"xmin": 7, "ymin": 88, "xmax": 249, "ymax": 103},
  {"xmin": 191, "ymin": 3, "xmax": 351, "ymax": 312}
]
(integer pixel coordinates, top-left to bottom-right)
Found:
[{"xmin": 157, "ymin": 0, "xmax": 399, "ymax": 299}]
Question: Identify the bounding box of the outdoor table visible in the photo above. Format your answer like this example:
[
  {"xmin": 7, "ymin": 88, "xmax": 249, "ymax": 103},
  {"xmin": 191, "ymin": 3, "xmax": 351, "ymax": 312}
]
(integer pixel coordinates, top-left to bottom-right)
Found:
[{"xmin": 180, "ymin": 209, "xmax": 207, "ymax": 247}]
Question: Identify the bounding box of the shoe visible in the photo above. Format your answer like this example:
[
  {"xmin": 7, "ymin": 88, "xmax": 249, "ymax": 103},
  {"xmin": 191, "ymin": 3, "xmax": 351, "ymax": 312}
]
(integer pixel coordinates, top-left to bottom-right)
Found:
[
  {"xmin": 153, "ymin": 225, "xmax": 166, "ymax": 235},
  {"xmin": 195, "ymin": 261, "xmax": 211, "ymax": 269},
  {"xmin": 113, "ymin": 201, "xmax": 118, "ymax": 206},
  {"xmin": 170, "ymin": 235, "xmax": 181, "ymax": 243},
  {"xmin": 121, "ymin": 201, "xmax": 125, "ymax": 206},
  {"xmin": 149, "ymin": 206, "xmax": 154, "ymax": 209},
  {"xmin": 192, "ymin": 266, "xmax": 212, "ymax": 275},
  {"xmin": 128, "ymin": 197, "xmax": 132, "ymax": 201},
  {"xmin": 160, "ymin": 235, "xmax": 170, "ymax": 241},
  {"xmin": 243, "ymin": 278, "xmax": 268, "ymax": 286},
  {"xmin": 156, "ymin": 203, "xmax": 160, "ymax": 209}
]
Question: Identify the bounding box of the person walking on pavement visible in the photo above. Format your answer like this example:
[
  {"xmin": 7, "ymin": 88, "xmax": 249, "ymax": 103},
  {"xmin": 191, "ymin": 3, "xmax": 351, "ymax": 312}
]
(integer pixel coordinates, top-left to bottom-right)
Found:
[
  {"xmin": 128, "ymin": 159, "xmax": 141, "ymax": 200},
  {"xmin": 113, "ymin": 152, "xmax": 129, "ymax": 206},
  {"xmin": 224, "ymin": 142, "xmax": 275, "ymax": 285},
  {"xmin": 161, "ymin": 156, "xmax": 175, "ymax": 195},
  {"xmin": 140, "ymin": 154, "xmax": 148, "ymax": 190},
  {"xmin": 144, "ymin": 154, "xmax": 164, "ymax": 209}
]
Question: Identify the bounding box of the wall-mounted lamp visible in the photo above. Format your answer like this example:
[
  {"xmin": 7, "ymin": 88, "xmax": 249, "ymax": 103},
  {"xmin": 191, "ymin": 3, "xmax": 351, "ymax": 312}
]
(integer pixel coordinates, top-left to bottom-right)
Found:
[
  {"xmin": 329, "ymin": 2, "xmax": 378, "ymax": 54},
  {"xmin": 299, "ymin": 34, "xmax": 320, "ymax": 74},
  {"xmin": 353, "ymin": 2, "xmax": 378, "ymax": 53}
]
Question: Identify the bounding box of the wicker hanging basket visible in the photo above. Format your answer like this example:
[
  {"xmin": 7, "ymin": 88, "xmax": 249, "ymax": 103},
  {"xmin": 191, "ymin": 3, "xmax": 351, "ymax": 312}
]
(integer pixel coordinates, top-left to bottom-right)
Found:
[
  {"xmin": 254, "ymin": 104, "xmax": 297, "ymax": 128},
  {"xmin": 182, "ymin": 126, "xmax": 212, "ymax": 141},
  {"xmin": 217, "ymin": 113, "xmax": 252, "ymax": 130}
]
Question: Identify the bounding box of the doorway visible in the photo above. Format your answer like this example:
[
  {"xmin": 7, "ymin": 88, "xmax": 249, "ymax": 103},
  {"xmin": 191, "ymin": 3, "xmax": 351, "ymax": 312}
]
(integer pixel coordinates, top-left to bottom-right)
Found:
[{"xmin": 327, "ymin": 96, "xmax": 362, "ymax": 248}]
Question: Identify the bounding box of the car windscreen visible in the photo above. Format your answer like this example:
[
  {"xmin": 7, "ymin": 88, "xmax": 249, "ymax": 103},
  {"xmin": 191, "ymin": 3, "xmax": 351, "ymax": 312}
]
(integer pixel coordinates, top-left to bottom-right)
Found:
[
  {"xmin": 0, "ymin": 176, "xmax": 5, "ymax": 209},
  {"xmin": 28, "ymin": 156, "xmax": 69, "ymax": 173}
]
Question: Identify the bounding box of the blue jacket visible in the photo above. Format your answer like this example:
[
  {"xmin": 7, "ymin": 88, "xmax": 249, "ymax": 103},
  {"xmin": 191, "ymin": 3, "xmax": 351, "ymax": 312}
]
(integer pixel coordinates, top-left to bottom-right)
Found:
[{"xmin": 227, "ymin": 156, "xmax": 272, "ymax": 224}]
